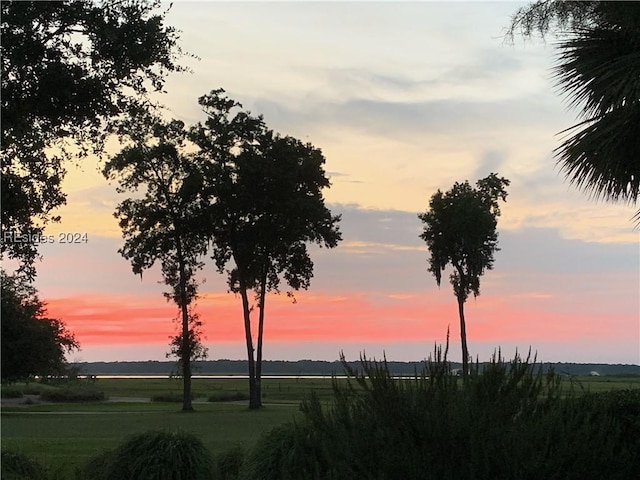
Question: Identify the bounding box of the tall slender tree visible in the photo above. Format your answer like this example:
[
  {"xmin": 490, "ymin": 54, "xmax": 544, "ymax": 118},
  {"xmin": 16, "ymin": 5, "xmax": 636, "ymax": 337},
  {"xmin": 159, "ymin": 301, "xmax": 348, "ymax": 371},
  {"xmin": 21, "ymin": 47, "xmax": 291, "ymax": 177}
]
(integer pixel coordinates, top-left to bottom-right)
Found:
[
  {"xmin": 418, "ymin": 174, "xmax": 509, "ymax": 377},
  {"xmin": 104, "ymin": 114, "xmax": 207, "ymax": 411},
  {"xmin": 507, "ymin": 1, "xmax": 640, "ymax": 222},
  {"xmin": 191, "ymin": 89, "xmax": 341, "ymax": 409}
]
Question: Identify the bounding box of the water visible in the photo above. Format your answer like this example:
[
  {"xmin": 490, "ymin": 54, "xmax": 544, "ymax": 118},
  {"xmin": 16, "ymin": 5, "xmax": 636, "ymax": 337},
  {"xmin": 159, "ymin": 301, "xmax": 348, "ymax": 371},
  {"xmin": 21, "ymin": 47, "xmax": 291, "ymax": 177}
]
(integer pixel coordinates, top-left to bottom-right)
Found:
[{"xmin": 82, "ymin": 374, "xmax": 351, "ymax": 380}]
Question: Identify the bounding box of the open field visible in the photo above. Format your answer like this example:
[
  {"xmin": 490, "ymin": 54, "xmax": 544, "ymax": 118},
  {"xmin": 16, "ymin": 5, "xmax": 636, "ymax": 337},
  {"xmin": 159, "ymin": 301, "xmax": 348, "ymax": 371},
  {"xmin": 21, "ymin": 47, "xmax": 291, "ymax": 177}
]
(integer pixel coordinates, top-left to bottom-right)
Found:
[
  {"xmin": 0, "ymin": 377, "xmax": 344, "ymax": 476},
  {"xmin": 50, "ymin": 373, "xmax": 640, "ymax": 398},
  {"xmin": 559, "ymin": 375, "xmax": 640, "ymax": 394},
  {"xmin": 2, "ymin": 375, "xmax": 639, "ymax": 477},
  {"xmin": 1, "ymin": 402, "xmax": 299, "ymax": 475},
  {"xmin": 92, "ymin": 376, "xmax": 349, "ymax": 402}
]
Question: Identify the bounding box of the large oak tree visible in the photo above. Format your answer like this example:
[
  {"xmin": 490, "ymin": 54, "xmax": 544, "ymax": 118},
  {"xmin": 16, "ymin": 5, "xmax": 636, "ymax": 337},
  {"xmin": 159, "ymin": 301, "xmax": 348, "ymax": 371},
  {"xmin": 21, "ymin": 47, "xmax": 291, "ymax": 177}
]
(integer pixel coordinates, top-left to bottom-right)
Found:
[
  {"xmin": 191, "ymin": 89, "xmax": 342, "ymax": 409},
  {"xmin": 1, "ymin": 0, "xmax": 186, "ymax": 278}
]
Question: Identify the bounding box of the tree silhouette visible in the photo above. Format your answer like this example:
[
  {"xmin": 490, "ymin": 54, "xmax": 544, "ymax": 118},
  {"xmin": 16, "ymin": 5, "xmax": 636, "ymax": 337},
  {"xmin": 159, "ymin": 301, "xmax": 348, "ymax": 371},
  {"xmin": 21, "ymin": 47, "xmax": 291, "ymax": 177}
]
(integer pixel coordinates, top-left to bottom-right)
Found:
[
  {"xmin": 191, "ymin": 89, "xmax": 341, "ymax": 409},
  {"xmin": 418, "ymin": 174, "xmax": 509, "ymax": 377},
  {"xmin": 1, "ymin": 0, "xmax": 186, "ymax": 278},
  {"xmin": 103, "ymin": 114, "xmax": 207, "ymax": 411},
  {"xmin": 1, "ymin": 269, "xmax": 79, "ymax": 383},
  {"xmin": 507, "ymin": 1, "xmax": 640, "ymax": 222}
]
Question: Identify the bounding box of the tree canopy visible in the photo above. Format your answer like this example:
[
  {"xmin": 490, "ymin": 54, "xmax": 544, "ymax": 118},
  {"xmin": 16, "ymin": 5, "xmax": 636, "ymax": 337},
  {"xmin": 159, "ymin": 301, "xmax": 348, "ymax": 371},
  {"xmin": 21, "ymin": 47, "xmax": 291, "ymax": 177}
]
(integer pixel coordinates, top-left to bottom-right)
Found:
[
  {"xmin": 1, "ymin": 0, "xmax": 186, "ymax": 278},
  {"xmin": 507, "ymin": 1, "xmax": 640, "ymax": 221},
  {"xmin": 1, "ymin": 270, "xmax": 79, "ymax": 383},
  {"xmin": 419, "ymin": 173, "xmax": 509, "ymax": 376},
  {"xmin": 191, "ymin": 89, "xmax": 342, "ymax": 408}
]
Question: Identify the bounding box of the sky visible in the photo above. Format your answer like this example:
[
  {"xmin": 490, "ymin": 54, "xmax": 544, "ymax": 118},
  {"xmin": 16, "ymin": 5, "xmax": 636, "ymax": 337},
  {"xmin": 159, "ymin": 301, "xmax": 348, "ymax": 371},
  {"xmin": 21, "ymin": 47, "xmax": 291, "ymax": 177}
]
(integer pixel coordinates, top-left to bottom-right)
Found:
[{"xmin": 20, "ymin": 1, "xmax": 640, "ymax": 364}]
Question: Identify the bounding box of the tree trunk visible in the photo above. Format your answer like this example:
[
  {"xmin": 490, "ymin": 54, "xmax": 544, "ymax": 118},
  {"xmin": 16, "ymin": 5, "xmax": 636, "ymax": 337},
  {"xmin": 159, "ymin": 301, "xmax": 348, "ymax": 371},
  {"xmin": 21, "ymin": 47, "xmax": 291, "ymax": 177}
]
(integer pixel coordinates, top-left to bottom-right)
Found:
[
  {"xmin": 456, "ymin": 294, "xmax": 469, "ymax": 378},
  {"xmin": 255, "ymin": 266, "xmax": 268, "ymax": 407},
  {"xmin": 175, "ymin": 240, "xmax": 193, "ymax": 412},
  {"xmin": 180, "ymin": 301, "xmax": 193, "ymax": 411},
  {"xmin": 239, "ymin": 285, "xmax": 259, "ymax": 409}
]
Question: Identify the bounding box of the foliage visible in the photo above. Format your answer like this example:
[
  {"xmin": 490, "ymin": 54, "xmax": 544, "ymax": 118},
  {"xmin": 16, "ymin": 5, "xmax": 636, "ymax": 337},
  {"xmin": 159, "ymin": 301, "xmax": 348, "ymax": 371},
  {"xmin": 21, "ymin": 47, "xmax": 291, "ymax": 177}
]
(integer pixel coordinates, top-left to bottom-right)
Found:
[
  {"xmin": 208, "ymin": 391, "xmax": 250, "ymax": 402},
  {"xmin": 39, "ymin": 384, "xmax": 105, "ymax": 403},
  {"xmin": 418, "ymin": 174, "xmax": 509, "ymax": 375},
  {"xmin": 191, "ymin": 89, "xmax": 341, "ymax": 408},
  {"xmin": 150, "ymin": 391, "xmax": 202, "ymax": 403},
  {"xmin": 0, "ymin": 0, "xmax": 186, "ymax": 278},
  {"xmin": 80, "ymin": 430, "xmax": 216, "ymax": 480},
  {"xmin": 507, "ymin": 1, "xmax": 640, "ymax": 221},
  {"xmin": 506, "ymin": 0, "xmax": 598, "ymax": 40},
  {"xmin": 1, "ymin": 270, "xmax": 78, "ymax": 383},
  {"xmin": 214, "ymin": 445, "xmax": 246, "ymax": 480},
  {"xmin": 167, "ymin": 311, "xmax": 209, "ymax": 374},
  {"xmin": 1, "ymin": 386, "xmax": 24, "ymax": 399},
  {"xmin": 104, "ymin": 114, "xmax": 208, "ymax": 411},
  {"xmin": 241, "ymin": 346, "xmax": 640, "ymax": 480},
  {"xmin": 1, "ymin": 450, "xmax": 48, "ymax": 480}
]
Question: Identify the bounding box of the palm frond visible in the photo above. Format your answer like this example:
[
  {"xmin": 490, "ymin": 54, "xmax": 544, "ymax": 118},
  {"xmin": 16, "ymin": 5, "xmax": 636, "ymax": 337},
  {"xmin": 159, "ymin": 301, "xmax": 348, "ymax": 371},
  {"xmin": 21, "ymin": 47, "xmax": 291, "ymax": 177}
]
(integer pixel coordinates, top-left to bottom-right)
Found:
[
  {"xmin": 555, "ymin": 104, "xmax": 640, "ymax": 204},
  {"xmin": 554, "ymin": 26, "xmax": 640, "ymax": 118}
]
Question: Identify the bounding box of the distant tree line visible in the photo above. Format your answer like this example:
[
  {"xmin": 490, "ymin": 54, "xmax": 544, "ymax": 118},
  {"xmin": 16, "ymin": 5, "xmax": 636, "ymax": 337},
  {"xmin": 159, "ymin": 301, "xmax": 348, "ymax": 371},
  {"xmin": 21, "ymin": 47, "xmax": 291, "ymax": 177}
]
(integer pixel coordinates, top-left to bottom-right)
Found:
[{"xmin": 73, "ymin": 359, "xmax": 640, "ymax": 377}]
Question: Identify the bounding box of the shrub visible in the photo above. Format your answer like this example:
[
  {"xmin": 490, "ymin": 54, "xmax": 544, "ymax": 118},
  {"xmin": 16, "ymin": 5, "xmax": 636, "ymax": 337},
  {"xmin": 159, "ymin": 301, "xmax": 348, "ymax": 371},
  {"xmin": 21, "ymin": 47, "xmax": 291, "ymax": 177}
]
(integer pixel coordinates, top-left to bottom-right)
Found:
[
  {"xmin": 215, "ymin": 445, "xmax": 246, "ymax": 480},
  {"xmin": 1, "ymin": 386, "xmax": 24, "ymax": 399},
  {"xmin": 1, "ymin": 449, "xmax": 48, "ymax": 480},
  {"xmin": 150, "ymin": 391, "xmax": 202, "ymax": 402},
  {"xmin": 81, "ymin": 450, "xmax": 116, "ymax": 480},
  {"xmin": 22, "ymin": 383, "xmax": 57, "ymax": 396},
  {"xmin": 150, "ymin": 392, "xmax": 184, "ymax": 402},
  {"xmin": 81, "ymin": 430, "xmax": 215, "ymax": 480},
  {"xmin": 39, "ymin": 384, "xmax": 105, "ymax": 402},
  {"xmin": 208, "ymin": 391, "xmax": 249, "ymax": 402},
  {"xmin": 241, "ymin": 343, "xmax": 640, "ymax": 480}
]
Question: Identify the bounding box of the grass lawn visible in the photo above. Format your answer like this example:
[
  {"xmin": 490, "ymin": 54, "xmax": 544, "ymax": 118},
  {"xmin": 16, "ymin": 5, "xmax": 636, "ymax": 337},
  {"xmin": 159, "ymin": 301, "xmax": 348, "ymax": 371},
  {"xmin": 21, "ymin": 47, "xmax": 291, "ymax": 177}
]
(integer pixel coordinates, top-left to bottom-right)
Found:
[
  {"xmin": 1, "ymin": 402, "xmax": 299, "ymax": 476},
  {"xmin": 560, "ymin": 375, "xmax": 640, "ymax": 394},
  {"xmin": 0, "ymin": 377, "xmax": 344, "ymax": 476}
]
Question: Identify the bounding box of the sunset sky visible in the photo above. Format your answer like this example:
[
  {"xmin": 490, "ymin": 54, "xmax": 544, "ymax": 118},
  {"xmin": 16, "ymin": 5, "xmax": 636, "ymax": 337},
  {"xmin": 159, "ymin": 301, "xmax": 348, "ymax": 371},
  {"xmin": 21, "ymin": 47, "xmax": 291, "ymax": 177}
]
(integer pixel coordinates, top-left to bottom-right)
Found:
[{"xmin": 24, "ymin": 1, "xmax": 639, "ymax": 364}]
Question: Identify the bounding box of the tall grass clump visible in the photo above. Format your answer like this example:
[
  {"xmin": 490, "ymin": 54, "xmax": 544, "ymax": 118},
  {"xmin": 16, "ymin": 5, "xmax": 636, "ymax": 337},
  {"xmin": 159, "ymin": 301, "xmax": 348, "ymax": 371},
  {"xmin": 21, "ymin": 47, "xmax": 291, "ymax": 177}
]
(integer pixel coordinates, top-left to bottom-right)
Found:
[
  {"xmin": 1, "ymin": 449, "xmax": 48, "ymax": 480},
  {"xmin": 241, "ymin": 338, "xmax": 640, "ymax": 480},
  {"xmin": 81, "ymin": 430, "xmax": 215, "ymax": 480},
  {"xmin": 214, "ymin": 445, "xmax": 246, "ymax": 480}
]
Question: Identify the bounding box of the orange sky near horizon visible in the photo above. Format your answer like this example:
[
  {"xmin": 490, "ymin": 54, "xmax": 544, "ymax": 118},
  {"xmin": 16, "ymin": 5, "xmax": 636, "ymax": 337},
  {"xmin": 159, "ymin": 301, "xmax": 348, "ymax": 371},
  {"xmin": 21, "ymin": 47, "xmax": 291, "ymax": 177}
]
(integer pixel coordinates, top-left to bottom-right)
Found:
[{"xmin": 44, "ymin": 285, "xmax": 636, "ymax": 361}]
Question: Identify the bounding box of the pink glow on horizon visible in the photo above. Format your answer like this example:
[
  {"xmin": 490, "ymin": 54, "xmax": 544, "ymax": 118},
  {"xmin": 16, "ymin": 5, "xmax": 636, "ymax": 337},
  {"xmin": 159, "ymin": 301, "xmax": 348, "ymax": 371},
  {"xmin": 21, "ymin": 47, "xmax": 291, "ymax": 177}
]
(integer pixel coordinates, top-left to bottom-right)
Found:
[{"xmin": 44, "ymin": 289, "xmax": 635, "ymax": 351}]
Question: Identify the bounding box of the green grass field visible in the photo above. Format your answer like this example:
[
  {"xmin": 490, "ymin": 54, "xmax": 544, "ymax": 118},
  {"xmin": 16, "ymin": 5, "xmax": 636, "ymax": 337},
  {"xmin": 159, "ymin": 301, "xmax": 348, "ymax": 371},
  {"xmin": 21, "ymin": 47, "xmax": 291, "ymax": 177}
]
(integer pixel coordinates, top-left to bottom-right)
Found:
[
  {"xmin": 91, "ymin": 376, "xmax": 347, "ymax": 402},
  {"xmin": 2, "ymin": 375, "xmax": 638, "ymax": 477},
  {"xmin": 0, "ymin": 377, "xmax": 344, "ymax": 476}
]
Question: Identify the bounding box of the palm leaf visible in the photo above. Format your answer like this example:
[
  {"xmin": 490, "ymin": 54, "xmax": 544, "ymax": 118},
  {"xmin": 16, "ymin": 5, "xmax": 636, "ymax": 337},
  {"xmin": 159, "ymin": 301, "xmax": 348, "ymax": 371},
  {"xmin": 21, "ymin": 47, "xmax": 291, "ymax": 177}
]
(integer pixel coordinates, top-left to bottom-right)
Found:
[{"xmin": 552, "ymin": 3, "xmax": 640, "ymax": 220}]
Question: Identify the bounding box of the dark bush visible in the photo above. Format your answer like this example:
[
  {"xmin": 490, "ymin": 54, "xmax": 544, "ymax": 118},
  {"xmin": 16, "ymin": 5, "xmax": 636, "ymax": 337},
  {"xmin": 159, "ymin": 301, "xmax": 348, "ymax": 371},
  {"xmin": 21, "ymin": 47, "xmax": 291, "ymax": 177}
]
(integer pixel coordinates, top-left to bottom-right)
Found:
[
  {"xmin": 241, "ymin": 344, "xmax": 640, "ymax": 480},
  {"xmin": 39, "ymin": 384, "xmax": 105, "ymax": 402},
  {"xmin": 22, "ymin": 383, "xmax": 57, "ymax": 396},
  {"xmin": 150, "ymin": 392, "xmax": 184, "ymax": 402},
  {"xmin": 81, "ymin": 450, "xmax": 115, "ymax": 480},
  {"xmin": 1, "ymin": 386, "xmax": 24, "ymax": 398},
  {"xmin": 150, "ymin": 392, "xmax": 202, "ymax": 402},
  {"xmin": 208, "ymin": 391, "xmax": 249, "ymax": 402},
  {"xmin": 1, "ymin": 449, "xmax": 48, "ymax": 480},
  {"xmin": 215, "ymin": 445, "xmax": 246, "ymax": 480},
  {"xmin": 82, "ymin": 430, "xmax": 215, "ymax": 480}
]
